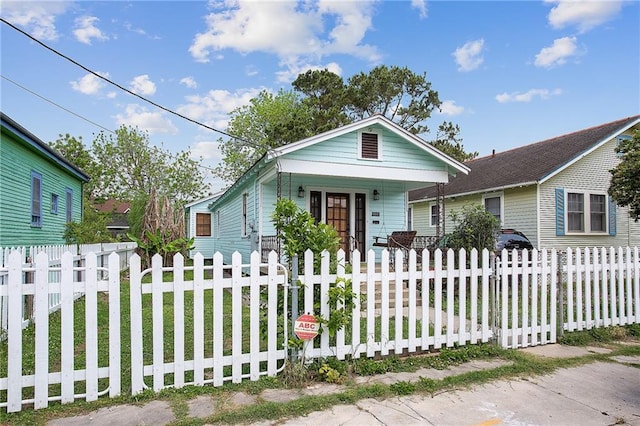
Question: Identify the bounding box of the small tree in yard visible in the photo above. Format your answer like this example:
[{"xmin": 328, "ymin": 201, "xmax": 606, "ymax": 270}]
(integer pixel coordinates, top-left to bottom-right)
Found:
[
  {"xmin": 270, "ymin": 199, "xmax": 356, "ymax": 365},
  {"xmin": 128, "ymin": 189, "xmax": 194, "ymax": 267},
  {"xmin": 271, "ymin": 199, "xmax": 340, "ymax": 271},
  {"xmin": 446, "ymin": 204, "xmax": 500, "ymax": 253}
]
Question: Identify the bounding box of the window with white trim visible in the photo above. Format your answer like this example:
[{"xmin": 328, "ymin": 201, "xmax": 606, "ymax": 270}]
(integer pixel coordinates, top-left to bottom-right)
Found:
[
  {"xmin": 483, "ymin": 195, "xmax": 502, "ymax": 223},
  {"xmin": 196, "ymin": 213, "xmax": 212, "ymax": 236},
  {"xmin": 556, "ymin": 188, "xmax": 613, "ymax": 235},
  {"xmin": 358, "ymin": 130, "xmax": 382, "ymax": 160},
  {"xmin": 430, "ymin": 204, "xmax": 439, "ymax": 227}
]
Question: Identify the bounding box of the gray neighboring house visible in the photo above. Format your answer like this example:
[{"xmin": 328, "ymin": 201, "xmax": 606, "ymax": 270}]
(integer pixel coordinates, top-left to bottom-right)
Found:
[{"xmin": 409, "ymin": 115, "xmax": 640, "ymax": 249}]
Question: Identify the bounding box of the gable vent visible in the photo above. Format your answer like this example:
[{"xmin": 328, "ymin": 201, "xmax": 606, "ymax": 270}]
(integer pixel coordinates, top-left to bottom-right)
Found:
[{"xmin": 361, "ymin": 132, "xmax": 379, "ymax": 159}]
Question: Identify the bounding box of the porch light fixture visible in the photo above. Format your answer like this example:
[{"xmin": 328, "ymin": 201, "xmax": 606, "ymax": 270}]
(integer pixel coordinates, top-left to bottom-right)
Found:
[
  {"xmin": 298, "ymin": 186, "xmax": 305, "ymax": 198},
  {"xmin": 373, "ymin": 189, "xmax": 380, "ymax": 200}
]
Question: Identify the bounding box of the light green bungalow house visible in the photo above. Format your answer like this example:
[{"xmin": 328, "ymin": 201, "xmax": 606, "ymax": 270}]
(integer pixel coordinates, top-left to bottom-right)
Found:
[
  {"xmin": 208, "ymin": 114, "xmax": 469, "ymax": 263},
  {"xmin": 409, "ymin": 115, "xmax": 640, "ymax": 250},
  {"xmin": 0, "ymin": 112, "xmax": 90, "ymax": 247}
]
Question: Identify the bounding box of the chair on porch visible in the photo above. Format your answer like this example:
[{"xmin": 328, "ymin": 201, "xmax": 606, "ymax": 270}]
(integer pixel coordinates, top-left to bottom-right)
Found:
[{"xmin": 372, "ymin": 230, "xmax": 417, "ymax": 268}]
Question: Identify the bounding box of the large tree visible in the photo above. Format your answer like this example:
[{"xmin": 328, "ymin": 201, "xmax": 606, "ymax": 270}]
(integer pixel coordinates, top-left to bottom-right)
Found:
[
  {"xmin": 609, "ymin": 130, "xmax": 640, "ymax": 221},
  {"xmin": 430, "ymin": 122, "xmax": 478, "ymax": 163},
  {"xmin": 92, "ymin": 125, "xmax": 209, "ymax": 205},
  {"xmin": 217, "ymin": 65, "xmax": 477, "ymax": 183},
  {"xmin": 215, "ymin": 89, "xmax": 315, "ymax": 182},
  {"xmin": 345, "ymin": 65, "xmax": 440, "ymax": 135},
  {"xmin": 292, "ymin": 69, "xmax": 351, "ymax": 134}
]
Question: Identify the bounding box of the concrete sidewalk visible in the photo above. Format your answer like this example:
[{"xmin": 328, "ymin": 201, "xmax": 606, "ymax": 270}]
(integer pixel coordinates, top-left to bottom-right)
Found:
[{"xmin": 47, "ymin": 342, "xmax": 640, "ymax": 426}]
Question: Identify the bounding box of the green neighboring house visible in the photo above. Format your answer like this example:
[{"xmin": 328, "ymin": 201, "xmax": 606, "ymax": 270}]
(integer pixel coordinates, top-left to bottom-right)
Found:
[
  {"xmin": 0, "ymin": 113, "xmax": 90, "ymax": 247},
  {"xmin": 208, "ymin": 114, "xmax": 469, "ymax": 263}
]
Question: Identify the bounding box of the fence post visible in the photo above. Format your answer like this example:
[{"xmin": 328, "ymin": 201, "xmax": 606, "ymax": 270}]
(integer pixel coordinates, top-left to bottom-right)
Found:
[
  {"xmin": 489, "ymin": 252, "xmax": 498, "ymax": 343},
  {"xmin": 557, "ymin": 250, "xmax": 565, "ymax": 339},
  {"xmin": 290, "ymin": 254, "xmax": 299, "ymax": 362}
]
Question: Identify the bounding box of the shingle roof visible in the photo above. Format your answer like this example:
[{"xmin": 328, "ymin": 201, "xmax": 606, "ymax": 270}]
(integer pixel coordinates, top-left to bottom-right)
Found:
[{"xmin": 409, "ymin": 115, "xmax": 640, "ymax": 202}]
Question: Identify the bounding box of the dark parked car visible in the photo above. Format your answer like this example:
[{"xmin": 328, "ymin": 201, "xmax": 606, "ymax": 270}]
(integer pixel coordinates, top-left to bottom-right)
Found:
[{"xmin": 496, "ymin": 229, "xmax": 534, "ymax": 252}]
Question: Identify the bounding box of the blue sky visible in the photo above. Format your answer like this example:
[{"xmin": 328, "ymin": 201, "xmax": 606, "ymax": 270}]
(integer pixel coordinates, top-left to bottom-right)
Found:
[{"xmin": 1, "ymin": 0, "xmax": 638, "ymax": 193}]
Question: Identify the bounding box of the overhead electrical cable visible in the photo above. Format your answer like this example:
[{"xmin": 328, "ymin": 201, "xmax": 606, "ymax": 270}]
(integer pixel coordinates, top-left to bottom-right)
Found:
[
  {"xmin": 1, "ymin": 17, "xmax": 262, "ymax": 149},
  {"xmin": 2, "ymin": 74, "xmax": 115, "ymax": 134},
  {"xmin": 2, "ymin": 74, "xmax": 224, "ymax": 173}
]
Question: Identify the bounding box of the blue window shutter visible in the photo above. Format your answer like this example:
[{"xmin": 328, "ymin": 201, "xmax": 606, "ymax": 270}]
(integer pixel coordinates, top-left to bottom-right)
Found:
[
  {"xmin": 555, "ymin": 188, "xmax": 565, "ymax": 236},
  {"xmin": 608, "ymin": 197, "xmax": 617, "ymax": 236}
]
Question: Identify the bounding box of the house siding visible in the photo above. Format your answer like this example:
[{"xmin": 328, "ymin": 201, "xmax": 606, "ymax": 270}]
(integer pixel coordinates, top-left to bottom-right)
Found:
[
  {"xmin": 503, "ymin": 186, "xmax": 538, "ymax": 248},
  {"xmin": 0, "ymin": 130, "xmax": 83, "ymax": 247},
  {"xmin": 285, "ymin": 125, "xmax": 444, "ymax": 171},
  {"xmin": 186, "ymin": 197, "xmax": 218, "ymax": 259},
  {"xmin": 539, "ymin": 137, "xmax": 633, "ymax": 249}
]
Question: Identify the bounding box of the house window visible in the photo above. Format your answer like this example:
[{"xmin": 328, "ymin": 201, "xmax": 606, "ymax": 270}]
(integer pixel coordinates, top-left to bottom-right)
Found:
[
  {"xmin": 51, "ymin": 193, "xmax": 59, "ymax": 214},
  {"xmin": 310, "ymin": 191, "xmax": 322, "ymax": 223},
  {"xmin": 558, "ymin": 189, "xmax": 610, "ymax": 234},
  {"xmin": 359, "ymin": 130, "xmax": 381, "ymax": 160},
  {"xmin": 31, "ymin": 171, "xmax": 42, "ymax": 227},
  {"xmin": 484, "ymin": 195, "xmax": 502, "ymax": 222},
  {"xmin": 407, "ymin": 206, "xmax": 413, "ymax": 231},
  {"xmin": 241, "ymin": 193, "xmax": 248, "ymax": 237},
  {"xmin": 430, "ymin": 204, "xmax": 439, "ymax": 227},
  {"xmin": 65, "ymin": 188, "xmax": 73, "ymax": 223},
  {"xmin": 196, "ymin": 213, "xmax": 212, "ymax": 236},
  {"xmin": 567, "ymin": 192, "xmax": 584, "ymax": 232},
  {"xmin": 590, "ymin": 194, "xmax": 606, "ymax": 232}
]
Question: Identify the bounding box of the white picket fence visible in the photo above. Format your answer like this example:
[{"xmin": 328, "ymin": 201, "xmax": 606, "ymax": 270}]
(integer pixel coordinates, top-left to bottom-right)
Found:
[
  {"xmin": 0, "ymin": 245, "xmax": 639, "ymax": 413},
  {"xmin": 0, "ymin": 243, "xmax": 136, "ymax": 334}
]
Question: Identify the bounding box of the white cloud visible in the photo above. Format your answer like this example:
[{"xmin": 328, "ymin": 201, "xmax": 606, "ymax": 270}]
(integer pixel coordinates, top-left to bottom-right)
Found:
[
  {"xmin": 180, "ymin": 76, "xmax": 198, "ymax": 89},
  {"xmin": 495, "ymin": 88, "xmax": 563, "ymax": 103},
  {"xmin": 534, "ymin": 36, "xmax": 579, "ymax": 68},
  {"xmin": 73, "ymin": 16, "xmax": 109, "ymax": 45},
  {"xmin": 129, "ymin": 75, "xmax": 157, "ymax": 96},
  {"xmin": 545, "ymin": 0, "xmax": 623, "ymax": 33},
  {"xmin": 70, "ymin": 72, "xmax": 110, "ymax": 95},
  {"xmin": 0, "ymin": 1, "xmax": 69, "ymax": 40},
  {"xmin": 411, "ymin": 0, "xmax": 428, "ymax": 19},
  {"xmin": 177, "ymin": 87, "xmax": 265, "ymax": 130},
  {"xmin": 115, "ymin": 104, "xmax": 178, "ymax": 135},
  {"xmin": 438, "ymin": 100, "xmax": 464, "ymax": 116},
  {"xmin": 453, "ymin": 39, "xmax": 485, "ymax": 72},
  {"xmin": 190, "ymin": 140, "xmax": 222, "ymax": 161},
  {"xmin": 189, "ymin": 0, "xmax": 380, "ymax": 80}
]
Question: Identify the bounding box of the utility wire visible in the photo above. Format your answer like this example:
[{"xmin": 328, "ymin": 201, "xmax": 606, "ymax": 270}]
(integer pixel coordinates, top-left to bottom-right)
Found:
[
  {"xmin": 1, "ymin": 17, "xmax": 259, "ymax": 148},
  {"xmin": 2, "ymin": 74, "xmax": 115, "ymax": 134},
  {"xmin": 2, "ymin": 74, "xmax": 223, "ymax": 173}
]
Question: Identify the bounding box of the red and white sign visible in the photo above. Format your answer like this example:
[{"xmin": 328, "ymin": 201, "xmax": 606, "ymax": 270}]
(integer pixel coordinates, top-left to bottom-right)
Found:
[{"xmin": 294, "ymin": 313, "xmax": 320, "ymax": 340}]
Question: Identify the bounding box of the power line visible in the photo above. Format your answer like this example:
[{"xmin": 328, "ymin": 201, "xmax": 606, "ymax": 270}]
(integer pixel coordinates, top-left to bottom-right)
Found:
[
  {"xmin": 2, "ymin": 74, "xmax": 223, "ymax": 173},
  {"xmin": 2, "ymin": 74, "xmax": 115, "ymax": 134},
  {"xmin": 1, "ymin": 17, "xmax": 258, "ymax": 148}
]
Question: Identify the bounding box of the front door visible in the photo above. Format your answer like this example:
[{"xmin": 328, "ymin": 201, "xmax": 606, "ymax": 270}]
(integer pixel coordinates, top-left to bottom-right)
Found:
[{"xmin": 326, "ymin": 193, "xmax": 350, "ymax": 259}]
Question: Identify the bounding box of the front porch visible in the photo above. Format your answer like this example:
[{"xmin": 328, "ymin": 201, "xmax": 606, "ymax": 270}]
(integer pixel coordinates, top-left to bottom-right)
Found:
[{"xmin": 260, "ymin": 234, "xmax": 439, "ymax": 263}]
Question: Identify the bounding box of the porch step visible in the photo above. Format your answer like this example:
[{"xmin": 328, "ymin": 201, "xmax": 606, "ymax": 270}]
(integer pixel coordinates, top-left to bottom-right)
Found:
[{"xmin": 358, "ymin": 283, "xmax": 422, "ymax": 309}]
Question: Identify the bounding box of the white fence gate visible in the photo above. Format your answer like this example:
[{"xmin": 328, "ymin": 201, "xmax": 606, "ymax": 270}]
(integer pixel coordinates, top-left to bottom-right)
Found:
[{"xmin": 0, "ymin": 245, "xmax": 638, "ymax": 413}]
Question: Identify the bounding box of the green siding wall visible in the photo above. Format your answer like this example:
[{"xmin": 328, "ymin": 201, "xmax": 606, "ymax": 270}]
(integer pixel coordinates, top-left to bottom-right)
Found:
[
  {"xmin": 285, "ymin": 125, "xmax": 444, "ymax": 170},
  {"xmin": 0, "ymin": 132, "xmax": 84, "ymax": 247}
]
